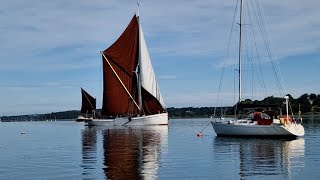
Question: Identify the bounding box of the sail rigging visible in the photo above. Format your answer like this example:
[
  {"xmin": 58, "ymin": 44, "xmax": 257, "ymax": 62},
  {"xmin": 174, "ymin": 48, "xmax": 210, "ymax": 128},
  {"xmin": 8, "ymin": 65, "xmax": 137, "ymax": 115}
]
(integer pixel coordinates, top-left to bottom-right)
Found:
[
  {"xmin": 81, "ymin": 88, "xmax": 96, "ymax": 114},
  {"xmin": 214, "ymin": 0, "xmax": 289, "ymax": 109},
  {"xmin": 101, "ymin": 15, "xmax": 166, "ymax": 117},
  {"xmin": 209, "ymin": 1, "xmax": 305, "ymax": 137}
]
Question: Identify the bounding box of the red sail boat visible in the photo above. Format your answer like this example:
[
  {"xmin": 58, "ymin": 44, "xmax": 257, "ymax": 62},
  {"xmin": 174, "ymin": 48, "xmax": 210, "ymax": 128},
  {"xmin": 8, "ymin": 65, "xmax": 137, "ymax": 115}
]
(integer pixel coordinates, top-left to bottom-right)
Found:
[
  {"xmin": 87, "ymin": 14, "xmax": 168, "ymax": 126},
  {"xmin": 77, "ymin": 88, "xmax": 96, "ymax": 122}
]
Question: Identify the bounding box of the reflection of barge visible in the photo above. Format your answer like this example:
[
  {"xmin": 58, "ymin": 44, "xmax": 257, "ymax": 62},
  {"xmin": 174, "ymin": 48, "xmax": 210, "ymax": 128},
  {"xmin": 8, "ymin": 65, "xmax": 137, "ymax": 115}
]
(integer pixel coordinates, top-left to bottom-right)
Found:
[{"xmin": 81, "ymin": 126, "xmax": 168, "ymax": 179}]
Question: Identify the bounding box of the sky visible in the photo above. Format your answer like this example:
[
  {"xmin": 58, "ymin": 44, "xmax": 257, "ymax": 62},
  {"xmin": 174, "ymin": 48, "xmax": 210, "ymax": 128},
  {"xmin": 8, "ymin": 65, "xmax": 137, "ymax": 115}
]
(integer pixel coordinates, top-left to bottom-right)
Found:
[{"xmin": 0, "ymin": 0, "xmax": 319, "ymax": 116}]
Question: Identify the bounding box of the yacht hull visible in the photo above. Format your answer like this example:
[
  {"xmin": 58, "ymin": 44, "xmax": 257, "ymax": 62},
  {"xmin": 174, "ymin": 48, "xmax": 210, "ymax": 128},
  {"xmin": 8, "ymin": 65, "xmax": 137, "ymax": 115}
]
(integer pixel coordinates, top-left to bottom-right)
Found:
[
  {"xmin": 211, "ymin": 122, "xmax": 304, "ymax": 137},
  {"xmin": 86, "ymin": 112, "xmax": 168, "ymax": 126}
]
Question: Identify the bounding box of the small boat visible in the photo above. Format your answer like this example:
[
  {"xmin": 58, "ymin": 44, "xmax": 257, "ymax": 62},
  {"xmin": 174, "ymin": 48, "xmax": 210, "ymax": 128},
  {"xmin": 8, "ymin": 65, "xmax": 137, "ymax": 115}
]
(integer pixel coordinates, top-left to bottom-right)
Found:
[
  {"xmin": 77, "ymin": 88, "xmax": 96, "ymax": 122},
  {"xmin": 87, "ymin": 10, "xmax": 168, "ymax": 126},
  {"xmin": 76, "ymin": 115, "xmax": 93, "ymax": 122},
  {"xmin": 211, "ymin": 0, "xmax": 304, "ymax": 137}
]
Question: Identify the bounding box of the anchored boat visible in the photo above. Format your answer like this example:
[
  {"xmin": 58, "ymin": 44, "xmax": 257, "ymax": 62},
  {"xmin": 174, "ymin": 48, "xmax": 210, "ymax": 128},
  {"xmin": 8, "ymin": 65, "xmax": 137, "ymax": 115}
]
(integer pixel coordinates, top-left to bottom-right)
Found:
[
  {"xmin": 211, "ymin": 0, "xmax": 304, "ymax": 137},
  {"xmin": 87, "ymin": 13, "xmax": 168, "ymax": 126},
  {"xmin": 77, "ymin": 88, "xmax": 96, "ymax": 122},
  {"xmin": 212, "ymin": 96, "xmax": 305, "ymax": 137}
]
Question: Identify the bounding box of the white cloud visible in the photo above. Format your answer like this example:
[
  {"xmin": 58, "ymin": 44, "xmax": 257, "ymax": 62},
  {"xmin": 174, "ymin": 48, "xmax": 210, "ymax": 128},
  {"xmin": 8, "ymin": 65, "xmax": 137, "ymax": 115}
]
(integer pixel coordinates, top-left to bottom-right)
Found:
[
  {"xmin": 0, "ymin": 0, "xmax": 319, "ymax": 115},
  {"xmin": 1, "ymin": 0, "xmax": 319, "ymax": 67}
]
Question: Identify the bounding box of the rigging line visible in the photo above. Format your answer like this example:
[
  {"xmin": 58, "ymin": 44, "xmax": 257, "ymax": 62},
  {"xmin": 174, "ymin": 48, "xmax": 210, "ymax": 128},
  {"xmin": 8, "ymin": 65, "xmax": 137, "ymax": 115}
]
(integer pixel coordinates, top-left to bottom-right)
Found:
[
  {"xmin": 256, "ymin": 0, "xmax": 275, "ymax": 62},
  {"xmin": 254, "ymin": 0, "xmax": 284, "ymax": 96},
  {"xmin": 256, "ymin": 0, "xmax": 286, "ymax": 96},
  {"xmin": 243, "ymin": 1, "xmax": 255, "ymax": 100},
  {"xmin": 247, "ymin": 1, "xmax": 269, "ymax": 97},
  {"xmin": 214, "ymin": 0, "xmax": 239, "ymax": 117},
  {"xmin": 248, "ymin": 0, "xmax": 268, "ymax": 96},
  {"xmin": 243, "ymin": 14, "xmax": 249, "ymax": 97},
  {"xmin": 199, "ymin": 122, "xmax": 211, "ymax": 134},
  {"xmin": 243, "ymin": 1, "xmax": 255, "ymax": 99},
  {"xmin": 245, "ymin": 2, "xmax": 260, "ymax": 96},
  {"xmin": 243, "ymin": 27, "xmax": 253, "ymax": 99},
  {"xmin": 255, "ymin": 0, "xmax": 282, "ymax": 88}
]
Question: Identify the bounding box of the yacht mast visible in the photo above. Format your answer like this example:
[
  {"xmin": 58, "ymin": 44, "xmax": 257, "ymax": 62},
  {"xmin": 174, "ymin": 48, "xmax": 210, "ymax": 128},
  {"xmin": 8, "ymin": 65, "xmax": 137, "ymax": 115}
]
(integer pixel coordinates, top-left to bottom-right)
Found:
[{"xmin": 238, "ymin": 0, "xmax": 243, "ymax": 103}]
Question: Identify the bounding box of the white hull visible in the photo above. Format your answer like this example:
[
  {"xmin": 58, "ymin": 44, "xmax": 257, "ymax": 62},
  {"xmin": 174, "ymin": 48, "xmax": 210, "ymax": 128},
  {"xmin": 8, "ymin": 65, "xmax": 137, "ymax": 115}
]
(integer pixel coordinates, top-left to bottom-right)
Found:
[
  {"xmin": 76, "ymin": 116, "xmax": 93, "ymax": 122},
  {"xmin": 211, "ymin": 121, "xmax": 305, "ymax": 137},
  {"xmin": 86, "ymin": 112, "xmax": 168, "ymax": 126}
]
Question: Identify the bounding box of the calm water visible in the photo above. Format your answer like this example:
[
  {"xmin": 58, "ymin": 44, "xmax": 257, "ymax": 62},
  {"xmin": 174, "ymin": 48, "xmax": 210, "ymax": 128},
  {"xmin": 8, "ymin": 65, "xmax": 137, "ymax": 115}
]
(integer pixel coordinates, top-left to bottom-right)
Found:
[{"xmin": 1, "ymin": 117, "xmax": 320, "ymax": 179}]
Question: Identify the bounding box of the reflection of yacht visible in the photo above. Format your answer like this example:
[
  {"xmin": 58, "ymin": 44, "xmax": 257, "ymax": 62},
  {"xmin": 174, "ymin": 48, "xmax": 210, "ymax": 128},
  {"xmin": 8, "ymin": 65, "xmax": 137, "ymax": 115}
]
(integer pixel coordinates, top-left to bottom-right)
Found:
[
  {"xmin": 80, "ymin": 126, "xmax": 168, "ymax": 179},
  {"xmin": 213, "ymin": 137, "xmax": 305, "ymax": 179}
]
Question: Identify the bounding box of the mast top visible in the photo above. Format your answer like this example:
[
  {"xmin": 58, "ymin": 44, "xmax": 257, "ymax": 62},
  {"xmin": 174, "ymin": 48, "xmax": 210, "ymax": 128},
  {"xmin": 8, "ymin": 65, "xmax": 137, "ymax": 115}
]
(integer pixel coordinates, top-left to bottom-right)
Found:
[{"xmin": 137, "ymin": 0, "xmax": 140, "ymax": 17}]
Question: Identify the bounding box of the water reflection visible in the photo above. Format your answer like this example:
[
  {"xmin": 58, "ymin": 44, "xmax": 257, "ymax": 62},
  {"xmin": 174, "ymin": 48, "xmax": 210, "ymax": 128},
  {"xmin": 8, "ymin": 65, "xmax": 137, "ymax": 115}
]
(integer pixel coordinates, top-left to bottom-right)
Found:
[
  {"xmin": 213, "ymin": 137, "xmax": 305, "ymax": 179},
  {"xmin": 81, "ymin": 126, "xmax": 98, "ymax": 176},
  {"xmin": 81, "ymin": 126, "xmax": 168, "ymax": 180}
]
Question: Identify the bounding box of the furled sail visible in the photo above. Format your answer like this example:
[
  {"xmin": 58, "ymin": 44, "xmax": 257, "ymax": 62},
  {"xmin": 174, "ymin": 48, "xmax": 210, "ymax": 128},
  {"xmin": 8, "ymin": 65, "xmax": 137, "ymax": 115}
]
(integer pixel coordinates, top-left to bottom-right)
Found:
[
  {"xmin": 81, "ymin": 88, "xmax": 96, "ymax": 114},
  {"xmin": 101, "ymin": 15, "xmax": 140, "ymax": 116},
  {"xmin": 139, "ymin": 24, "xmax": 165, "ymax": 114}
]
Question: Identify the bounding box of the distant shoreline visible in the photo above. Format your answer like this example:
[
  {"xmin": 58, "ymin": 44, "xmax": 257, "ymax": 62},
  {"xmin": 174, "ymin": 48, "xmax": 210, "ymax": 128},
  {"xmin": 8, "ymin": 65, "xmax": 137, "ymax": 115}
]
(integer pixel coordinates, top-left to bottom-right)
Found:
[
  {"xmin": 1, "ymin": 106, "xmax": 320, "ymax": 122},
  {"xmin": 169, "ymin": 114, "xmax": 320, "ymax": 119},
  {"xmin": 1, "ymin": 114, "xmax": 320, "ymax": 122}
]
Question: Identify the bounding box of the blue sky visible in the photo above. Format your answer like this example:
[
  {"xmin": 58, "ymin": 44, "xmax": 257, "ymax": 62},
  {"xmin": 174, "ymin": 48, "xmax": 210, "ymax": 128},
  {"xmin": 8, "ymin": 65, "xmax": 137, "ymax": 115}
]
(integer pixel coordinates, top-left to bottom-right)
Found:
[{"xmin": 0, "ymin": 0, "xmax": 319, "ymax": 116}]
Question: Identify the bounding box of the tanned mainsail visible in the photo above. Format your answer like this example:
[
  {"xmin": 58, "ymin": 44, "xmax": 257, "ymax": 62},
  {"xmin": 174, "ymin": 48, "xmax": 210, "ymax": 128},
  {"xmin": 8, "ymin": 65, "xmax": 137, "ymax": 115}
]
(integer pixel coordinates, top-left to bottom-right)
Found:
[
  {"xmin": 77, "ymin": 88, "xmax": 96, "ymax": 122},
  {"xmin": 80, "ymin": 88, "xmax": 96, "ymax": 115}
]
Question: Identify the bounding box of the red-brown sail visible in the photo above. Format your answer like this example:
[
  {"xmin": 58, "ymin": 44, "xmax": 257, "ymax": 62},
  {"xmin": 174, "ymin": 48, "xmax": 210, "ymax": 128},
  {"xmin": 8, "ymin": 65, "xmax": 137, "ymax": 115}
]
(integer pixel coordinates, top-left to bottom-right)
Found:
[
  {"xmin": 101, "ymin": 15, "xmax": 140, "ymax": 116},
  {"xmin": 81, "ymin": 88, "xmax": 96, "ymax": 114},
  {"xmin": 141, "ymin": 88, "xmax": 165, "ymax": 115}
]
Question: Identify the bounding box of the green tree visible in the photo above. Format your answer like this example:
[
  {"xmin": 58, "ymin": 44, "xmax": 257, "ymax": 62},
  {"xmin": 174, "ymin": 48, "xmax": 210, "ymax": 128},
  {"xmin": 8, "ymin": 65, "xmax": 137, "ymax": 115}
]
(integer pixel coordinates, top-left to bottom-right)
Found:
[{"xmin": 298, "ymin": 94, "xmax": 311, "ymax": 112}]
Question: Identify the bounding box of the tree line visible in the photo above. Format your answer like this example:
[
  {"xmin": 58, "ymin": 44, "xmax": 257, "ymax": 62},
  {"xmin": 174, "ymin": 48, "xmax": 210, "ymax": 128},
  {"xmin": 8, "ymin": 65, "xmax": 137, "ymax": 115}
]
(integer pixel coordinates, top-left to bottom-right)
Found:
[
  {"xmin": 168, "ymin": 93, "xmax": 320, "ymax": 118},
  {"xmin": 1, "ymin": 93, "xmax": 319, "ymax": 120}
]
